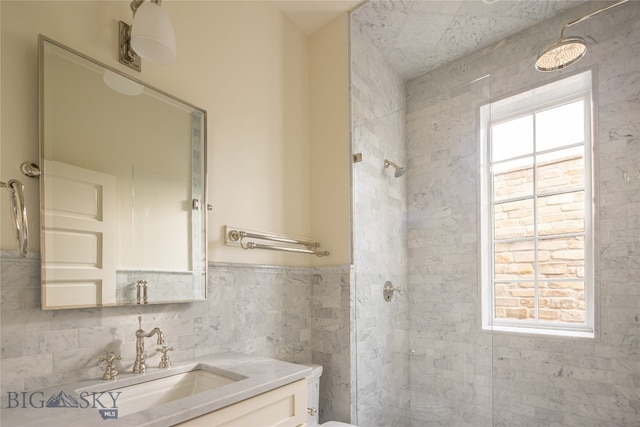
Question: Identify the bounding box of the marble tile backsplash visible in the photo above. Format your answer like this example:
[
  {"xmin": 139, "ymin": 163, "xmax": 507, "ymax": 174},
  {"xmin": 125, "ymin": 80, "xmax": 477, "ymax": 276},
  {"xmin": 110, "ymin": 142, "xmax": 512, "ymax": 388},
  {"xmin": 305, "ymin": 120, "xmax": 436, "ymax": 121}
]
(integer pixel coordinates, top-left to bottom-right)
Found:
[
  {"xmin": 0, "ymin": 252, "xmax": 352, "ymax": 424},
  {"xmin": 116, "ymin": 270, "xmax": 203, "ymax": 304}
]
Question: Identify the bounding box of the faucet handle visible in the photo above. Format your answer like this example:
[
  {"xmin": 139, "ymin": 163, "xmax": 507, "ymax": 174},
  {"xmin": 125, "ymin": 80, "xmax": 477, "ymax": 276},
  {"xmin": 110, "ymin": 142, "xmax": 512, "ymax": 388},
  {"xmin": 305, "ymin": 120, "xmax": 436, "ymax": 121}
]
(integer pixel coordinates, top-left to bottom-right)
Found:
[
  {"xmin": 98, "ymin": 351, "xmax": 122, "ymax": 364},
  {"xmin": 98, "ymin": 352, "xmax": 122, "ymax": 380},
  {"xmin": 156, "ymin": 345, "xmax": 174, "ymax": 369}
]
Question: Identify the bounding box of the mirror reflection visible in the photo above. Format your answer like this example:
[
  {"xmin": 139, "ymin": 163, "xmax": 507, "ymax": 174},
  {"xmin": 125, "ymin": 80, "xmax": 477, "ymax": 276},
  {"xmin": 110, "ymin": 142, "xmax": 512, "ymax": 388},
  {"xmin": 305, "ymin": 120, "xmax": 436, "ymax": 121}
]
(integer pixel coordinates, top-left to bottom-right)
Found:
[{"xmin": 39, "ymin": 36, "xmax": 207, "ymax": 309}]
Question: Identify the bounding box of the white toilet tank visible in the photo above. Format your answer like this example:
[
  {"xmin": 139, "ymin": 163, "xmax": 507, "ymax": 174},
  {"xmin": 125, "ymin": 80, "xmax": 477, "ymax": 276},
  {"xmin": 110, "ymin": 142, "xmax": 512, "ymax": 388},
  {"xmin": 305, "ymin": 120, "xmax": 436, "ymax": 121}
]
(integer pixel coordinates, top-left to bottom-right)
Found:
[
  {"xmin": 303, "ymin": 363, "xmax": 357, "ymax": 427},
  {"xmin": 303, "ymin": 363, "xmax": 323, "ymax": 427}
]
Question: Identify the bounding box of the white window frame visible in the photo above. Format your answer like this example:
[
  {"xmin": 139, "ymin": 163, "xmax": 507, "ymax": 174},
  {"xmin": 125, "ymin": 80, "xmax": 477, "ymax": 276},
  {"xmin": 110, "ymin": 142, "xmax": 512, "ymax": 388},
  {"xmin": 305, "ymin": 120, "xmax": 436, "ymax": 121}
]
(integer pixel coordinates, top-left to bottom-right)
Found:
[{"xmin": 480, "ymin": 71, "xmax": 595, "ymax": 338}]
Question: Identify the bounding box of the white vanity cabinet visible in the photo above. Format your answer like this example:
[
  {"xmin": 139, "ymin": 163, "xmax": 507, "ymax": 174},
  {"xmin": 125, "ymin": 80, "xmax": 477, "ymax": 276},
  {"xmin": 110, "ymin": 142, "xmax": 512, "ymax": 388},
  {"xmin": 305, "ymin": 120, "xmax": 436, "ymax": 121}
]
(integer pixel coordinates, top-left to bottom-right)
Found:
[
  {"xmin": 0, "ymin": 353, "xmax": 311, "ymax": 427},
  {"xmin": 178, "ymin": 379, "xmax": 307, "ymax": 427}
]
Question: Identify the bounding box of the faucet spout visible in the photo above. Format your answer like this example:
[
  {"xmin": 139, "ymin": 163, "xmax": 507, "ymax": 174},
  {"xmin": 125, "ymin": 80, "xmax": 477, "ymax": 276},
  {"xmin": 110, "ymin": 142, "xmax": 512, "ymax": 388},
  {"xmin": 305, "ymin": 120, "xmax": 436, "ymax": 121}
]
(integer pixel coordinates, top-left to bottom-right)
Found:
[
  {"xmin": 156, "ymin": 329, "xmax": 164, "ymax": 345},
  {"xmin": 133, "ymin": 316, "xmax": 164, "ymax": 374}
]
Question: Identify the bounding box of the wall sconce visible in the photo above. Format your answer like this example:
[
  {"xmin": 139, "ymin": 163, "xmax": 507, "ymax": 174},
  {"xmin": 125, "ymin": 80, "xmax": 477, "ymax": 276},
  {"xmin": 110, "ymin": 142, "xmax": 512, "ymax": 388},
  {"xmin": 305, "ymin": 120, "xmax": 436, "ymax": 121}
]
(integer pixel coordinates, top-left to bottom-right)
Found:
[{"xmin": 119, "ymin": 0, "xmax": 176, "ymax": 72}]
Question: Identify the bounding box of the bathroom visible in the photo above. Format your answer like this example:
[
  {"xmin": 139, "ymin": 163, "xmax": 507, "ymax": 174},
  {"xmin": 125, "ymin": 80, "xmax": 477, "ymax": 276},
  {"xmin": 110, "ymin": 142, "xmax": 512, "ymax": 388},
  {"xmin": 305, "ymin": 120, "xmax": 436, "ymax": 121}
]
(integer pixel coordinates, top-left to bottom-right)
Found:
[{"xmin": 1, "ymin": 0, "xmax": 638, "ymax": 426}]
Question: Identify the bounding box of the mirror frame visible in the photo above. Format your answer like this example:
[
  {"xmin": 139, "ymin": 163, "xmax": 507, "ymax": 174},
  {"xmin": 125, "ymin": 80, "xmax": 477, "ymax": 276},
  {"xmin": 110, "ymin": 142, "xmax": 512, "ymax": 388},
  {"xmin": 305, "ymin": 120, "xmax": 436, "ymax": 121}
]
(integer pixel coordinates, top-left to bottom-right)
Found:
[{"xmin": 38, "ymin": 35, "xmax": 208, "ymax": 309}]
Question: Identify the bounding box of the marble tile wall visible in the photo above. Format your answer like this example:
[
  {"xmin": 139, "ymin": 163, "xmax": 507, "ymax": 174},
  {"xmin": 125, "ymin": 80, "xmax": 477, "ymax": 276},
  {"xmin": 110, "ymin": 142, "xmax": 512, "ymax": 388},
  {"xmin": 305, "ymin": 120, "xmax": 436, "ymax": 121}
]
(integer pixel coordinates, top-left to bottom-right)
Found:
[
  {"xmin": 309, "ymin": 265, "xmax": 355, "ymax": 424},
  {"xmin": 0, "ymin": 252, "xmax": 352, "ymax": 423},
  {"xmin": 406, "ymin": 2, "xmax": 640, "ymax": 426},
  {"xmin": 350, "ymin": 14, "xmax": 411, "ymax": 427},
  {"xmin": 406, "ymin": 75, "xmax": 493, "ymax": 427},
  {"xmin": 116, "ymin": 270, "xmax": 204, "ymax": 304}
]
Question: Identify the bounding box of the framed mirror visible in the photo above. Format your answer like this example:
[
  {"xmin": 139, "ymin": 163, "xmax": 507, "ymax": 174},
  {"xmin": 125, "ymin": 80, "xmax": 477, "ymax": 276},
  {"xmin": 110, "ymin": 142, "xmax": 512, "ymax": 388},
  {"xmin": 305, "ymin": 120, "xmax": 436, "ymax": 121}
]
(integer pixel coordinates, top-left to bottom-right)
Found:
[{"xmin": 39, "ymin": 36, "xmax": 207, "ymax": 309}]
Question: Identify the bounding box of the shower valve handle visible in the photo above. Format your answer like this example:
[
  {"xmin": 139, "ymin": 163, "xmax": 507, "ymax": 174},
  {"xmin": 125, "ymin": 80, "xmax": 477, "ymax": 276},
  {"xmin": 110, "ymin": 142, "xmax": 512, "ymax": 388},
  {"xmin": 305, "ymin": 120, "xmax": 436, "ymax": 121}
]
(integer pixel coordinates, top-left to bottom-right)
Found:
[{"xmin": 383, "ymin": 281, "xmax": 401, "ymax": 301}]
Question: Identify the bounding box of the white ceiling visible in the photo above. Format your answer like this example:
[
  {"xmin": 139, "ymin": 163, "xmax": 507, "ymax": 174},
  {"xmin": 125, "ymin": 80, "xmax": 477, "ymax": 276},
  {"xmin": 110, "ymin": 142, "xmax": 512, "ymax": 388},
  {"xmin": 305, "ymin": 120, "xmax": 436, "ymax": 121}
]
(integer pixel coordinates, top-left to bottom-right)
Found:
[
  {"xmin": 272, "ymin": 0, "xmax": 363, "ymax": 34},
  {"xmin": 352, "ymin": 0, "xmax": 588, "ymax": 80},
  {"xmin": 276, "ymin": 0, "xmax": 590, "ymax": 81}
]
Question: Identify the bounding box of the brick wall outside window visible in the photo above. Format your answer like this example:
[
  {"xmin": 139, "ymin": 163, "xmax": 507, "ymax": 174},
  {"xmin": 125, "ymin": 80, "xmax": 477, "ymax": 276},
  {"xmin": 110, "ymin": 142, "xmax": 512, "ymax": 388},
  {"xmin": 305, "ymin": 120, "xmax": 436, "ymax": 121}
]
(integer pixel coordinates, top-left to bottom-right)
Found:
[{"xmin": 493, "ymin": 155, "xmax": 585, "ymax": 323}]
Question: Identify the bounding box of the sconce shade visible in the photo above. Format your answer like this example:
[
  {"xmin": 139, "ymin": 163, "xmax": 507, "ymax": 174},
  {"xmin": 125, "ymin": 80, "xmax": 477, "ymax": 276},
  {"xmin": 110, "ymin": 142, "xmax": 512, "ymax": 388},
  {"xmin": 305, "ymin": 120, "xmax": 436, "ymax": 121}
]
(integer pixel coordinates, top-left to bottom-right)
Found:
[{"xmin": 131, "ymin": 1, "xmax": 176, "ymax": 64}]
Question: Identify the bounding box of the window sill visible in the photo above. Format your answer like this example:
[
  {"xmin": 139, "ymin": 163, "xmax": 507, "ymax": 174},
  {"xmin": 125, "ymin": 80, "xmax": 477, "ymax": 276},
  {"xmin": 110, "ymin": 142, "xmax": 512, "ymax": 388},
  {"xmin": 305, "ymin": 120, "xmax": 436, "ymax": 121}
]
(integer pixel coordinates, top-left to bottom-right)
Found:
[{"xmin": 483, "ymin": 324, "xmax": 594, "ymax": 339}]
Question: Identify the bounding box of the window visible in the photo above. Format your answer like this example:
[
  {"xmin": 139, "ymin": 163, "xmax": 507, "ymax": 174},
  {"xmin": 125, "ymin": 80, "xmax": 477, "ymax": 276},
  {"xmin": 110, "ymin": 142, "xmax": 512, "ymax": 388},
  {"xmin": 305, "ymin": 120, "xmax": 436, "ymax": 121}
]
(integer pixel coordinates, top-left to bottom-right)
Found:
[{"xmin": 480, "ymin": 71, "xmax": 594, "ymax": 337}]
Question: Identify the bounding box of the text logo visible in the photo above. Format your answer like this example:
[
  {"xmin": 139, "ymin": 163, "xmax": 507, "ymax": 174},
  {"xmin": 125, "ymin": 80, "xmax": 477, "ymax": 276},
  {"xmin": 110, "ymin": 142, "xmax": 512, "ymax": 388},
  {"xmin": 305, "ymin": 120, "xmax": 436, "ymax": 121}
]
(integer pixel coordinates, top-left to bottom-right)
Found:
[{"xmin": 6, "ymin": 391, "xmax": 120, "ymax": 420}]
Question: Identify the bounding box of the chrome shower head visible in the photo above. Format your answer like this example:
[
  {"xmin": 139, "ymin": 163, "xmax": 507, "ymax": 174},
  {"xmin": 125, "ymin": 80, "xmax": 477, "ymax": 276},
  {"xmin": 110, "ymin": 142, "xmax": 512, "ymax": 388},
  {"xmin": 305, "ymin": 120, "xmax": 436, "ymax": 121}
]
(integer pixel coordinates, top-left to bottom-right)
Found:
[
  {"xmin": 535, "ymin": 36, "xmax": 586, "ymax": 72},
  {"xmin": 384, "ymin": 159, "xmax": 406, "ymax": 178},
  {"xmin": 394, "ymin": 167, "xmax": 406, "ymax": 178},
  {"xmin": 535, "ymin": 0, "xmax": 628, "ymax": 72}
]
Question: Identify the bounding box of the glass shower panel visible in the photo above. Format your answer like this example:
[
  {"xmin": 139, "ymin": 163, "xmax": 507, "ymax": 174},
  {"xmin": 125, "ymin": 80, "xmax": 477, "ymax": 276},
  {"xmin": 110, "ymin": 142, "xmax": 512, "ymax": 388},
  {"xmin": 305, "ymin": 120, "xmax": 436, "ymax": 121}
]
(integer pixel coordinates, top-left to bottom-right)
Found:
[
  {"xmin": 405, "ymin": 75, "xmax": 493, "ymax": 427},
  {"xmin": 352, "ymin": 105, "xmax": 411, "ymax": 427}
]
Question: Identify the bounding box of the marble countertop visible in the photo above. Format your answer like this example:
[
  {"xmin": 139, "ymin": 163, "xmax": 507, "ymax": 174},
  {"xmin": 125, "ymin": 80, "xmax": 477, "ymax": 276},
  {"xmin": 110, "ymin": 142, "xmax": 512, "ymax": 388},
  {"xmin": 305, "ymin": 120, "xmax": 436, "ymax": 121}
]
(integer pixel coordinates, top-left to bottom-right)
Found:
[{"xmin": 0, "ymin": 352, "xmax": 311, "ymax": 427}]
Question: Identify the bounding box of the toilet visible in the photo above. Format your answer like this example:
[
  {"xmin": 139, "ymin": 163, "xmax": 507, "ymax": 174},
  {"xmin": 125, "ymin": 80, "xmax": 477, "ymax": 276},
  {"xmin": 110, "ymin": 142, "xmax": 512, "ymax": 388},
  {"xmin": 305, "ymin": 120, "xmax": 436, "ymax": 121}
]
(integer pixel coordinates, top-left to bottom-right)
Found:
[{"xmin": 304, "ymin": 363, "xmax": 357, "ymax": 427}]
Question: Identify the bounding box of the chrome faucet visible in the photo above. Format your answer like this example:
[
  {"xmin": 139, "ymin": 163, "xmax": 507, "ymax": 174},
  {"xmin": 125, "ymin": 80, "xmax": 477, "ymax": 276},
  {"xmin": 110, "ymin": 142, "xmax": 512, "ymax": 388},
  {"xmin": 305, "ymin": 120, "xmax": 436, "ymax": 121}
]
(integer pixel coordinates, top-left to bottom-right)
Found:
[{"xmin": 133, "ymin": 316, "xmax": 164, "ymax": 374}]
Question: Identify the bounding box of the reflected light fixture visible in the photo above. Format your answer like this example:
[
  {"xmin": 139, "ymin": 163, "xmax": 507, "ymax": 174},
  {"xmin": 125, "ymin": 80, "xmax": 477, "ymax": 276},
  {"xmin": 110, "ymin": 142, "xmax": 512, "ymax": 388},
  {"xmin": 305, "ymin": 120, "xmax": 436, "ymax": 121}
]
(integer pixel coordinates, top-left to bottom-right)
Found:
[
  {"xmin": 119, "ymin": 0, "xmax": 176, "ymax": 72},
  {"xmin": 535, "ymin": 0, "xmax": 628, "ymax": 72},
  {"xmin": 103, "ymin": 69, "xmax": 144, "ymax": 96}
]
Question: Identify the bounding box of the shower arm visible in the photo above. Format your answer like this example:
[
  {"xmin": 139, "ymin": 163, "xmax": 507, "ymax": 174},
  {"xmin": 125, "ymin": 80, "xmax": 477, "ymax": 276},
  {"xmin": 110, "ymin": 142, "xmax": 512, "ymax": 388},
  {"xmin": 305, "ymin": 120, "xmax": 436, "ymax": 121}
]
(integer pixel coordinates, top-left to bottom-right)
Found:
[{"xmin": 558, "ymin": 0, "xmax": 628, "ymax": 38}]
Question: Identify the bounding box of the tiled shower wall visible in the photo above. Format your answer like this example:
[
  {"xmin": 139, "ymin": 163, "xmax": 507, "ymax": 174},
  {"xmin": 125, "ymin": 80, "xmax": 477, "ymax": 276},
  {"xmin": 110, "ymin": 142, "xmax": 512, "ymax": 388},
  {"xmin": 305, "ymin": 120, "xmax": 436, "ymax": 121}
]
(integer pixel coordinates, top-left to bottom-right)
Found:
[
  {"xmin": 407, "ymin": 75, "xmax": 493, "ymax": 426},
  {"xmin": 406, "ymin": 2, "xmax": 640, "ymax": 426},
  {"xmin": 350, "ymin": 14, "xmax": 410, "ymax": 427},
  {"xmin": 0, "ymin": 253, "xmax": 352, "ymax": 423}
]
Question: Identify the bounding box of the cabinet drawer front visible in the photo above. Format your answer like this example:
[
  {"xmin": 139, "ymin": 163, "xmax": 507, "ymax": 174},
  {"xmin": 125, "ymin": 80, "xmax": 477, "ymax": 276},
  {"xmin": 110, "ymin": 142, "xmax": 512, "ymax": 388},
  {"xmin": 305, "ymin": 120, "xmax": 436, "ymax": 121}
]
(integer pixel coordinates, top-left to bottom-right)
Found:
[{"xmin": 179, "ymin": 379, "xmax": 307, "ymax": 427}]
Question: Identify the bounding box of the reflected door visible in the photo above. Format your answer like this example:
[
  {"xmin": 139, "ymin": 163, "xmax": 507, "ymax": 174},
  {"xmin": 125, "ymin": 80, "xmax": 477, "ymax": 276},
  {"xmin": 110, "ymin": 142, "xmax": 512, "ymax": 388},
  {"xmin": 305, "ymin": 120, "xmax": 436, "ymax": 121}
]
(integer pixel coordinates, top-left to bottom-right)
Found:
[{"xmin": 41, "ymin": 160, "xmax": 116, "ymax": 308}]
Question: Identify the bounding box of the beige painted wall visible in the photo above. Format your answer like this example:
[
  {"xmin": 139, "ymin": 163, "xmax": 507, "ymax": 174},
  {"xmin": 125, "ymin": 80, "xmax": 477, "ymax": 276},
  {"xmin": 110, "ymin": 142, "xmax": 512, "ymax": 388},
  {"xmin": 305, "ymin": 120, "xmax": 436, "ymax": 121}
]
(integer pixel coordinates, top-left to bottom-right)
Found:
[
  {"xmin": 309, "ymin": 14, "xmax": 351, "ymax": 266},
  {"xmin": 0, "ymin": 1, "xmax": 350, "ymax": 267}
]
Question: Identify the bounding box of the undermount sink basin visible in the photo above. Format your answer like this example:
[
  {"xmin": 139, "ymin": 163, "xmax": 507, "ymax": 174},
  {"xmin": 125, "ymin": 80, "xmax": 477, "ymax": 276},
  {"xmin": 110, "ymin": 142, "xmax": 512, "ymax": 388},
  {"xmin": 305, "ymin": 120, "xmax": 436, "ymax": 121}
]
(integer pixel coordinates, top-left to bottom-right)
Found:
[{"xmin": 78, "ymin": 365, "xmax": 244, "ymax": 417}]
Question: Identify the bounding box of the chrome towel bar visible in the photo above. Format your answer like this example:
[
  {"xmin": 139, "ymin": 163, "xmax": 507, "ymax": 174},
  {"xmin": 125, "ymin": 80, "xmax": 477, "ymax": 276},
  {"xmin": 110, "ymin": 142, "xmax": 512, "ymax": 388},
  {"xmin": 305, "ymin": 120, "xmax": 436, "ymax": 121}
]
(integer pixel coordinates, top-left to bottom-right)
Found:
[
  {"xmin": 1, "ymin": 162, "xmax": 40, "ymax": 257},
  {"xmin": 225, "ymin": 226, "xmax": 329, "ymax": 257},
  {"xmin": 1, "ymin": 179, "xmax": 29, "ymax": 257}
]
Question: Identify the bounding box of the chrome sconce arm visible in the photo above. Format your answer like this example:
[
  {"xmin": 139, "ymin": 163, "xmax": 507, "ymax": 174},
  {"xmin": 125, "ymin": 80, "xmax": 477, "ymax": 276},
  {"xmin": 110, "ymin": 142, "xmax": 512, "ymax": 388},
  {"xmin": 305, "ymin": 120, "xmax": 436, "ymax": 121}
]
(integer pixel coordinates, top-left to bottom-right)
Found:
[
  {"xmin": 130, "ymin": 0, "xmax": 149, "ymax": 14},
  {"xmin": 119, "ymin": 21, "xmax": 142, "ymax": 72}
]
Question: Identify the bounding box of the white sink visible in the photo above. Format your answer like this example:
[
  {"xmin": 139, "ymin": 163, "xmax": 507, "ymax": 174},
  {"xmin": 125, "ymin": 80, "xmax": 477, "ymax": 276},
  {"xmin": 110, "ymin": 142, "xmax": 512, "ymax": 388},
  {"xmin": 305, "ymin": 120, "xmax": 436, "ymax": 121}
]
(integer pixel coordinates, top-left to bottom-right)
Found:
[{"xmin": 78, "ymin": 365, "xmax": 244, "ymax": 417}]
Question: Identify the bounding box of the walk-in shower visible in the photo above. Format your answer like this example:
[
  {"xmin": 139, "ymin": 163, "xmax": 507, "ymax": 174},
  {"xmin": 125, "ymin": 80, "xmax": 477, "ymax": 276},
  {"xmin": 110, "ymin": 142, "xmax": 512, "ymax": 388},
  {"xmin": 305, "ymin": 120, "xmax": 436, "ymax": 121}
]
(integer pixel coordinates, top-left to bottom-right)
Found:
[{"xmin": 351, "ymin": 0, "xmax": 640, "ymax": 426}]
